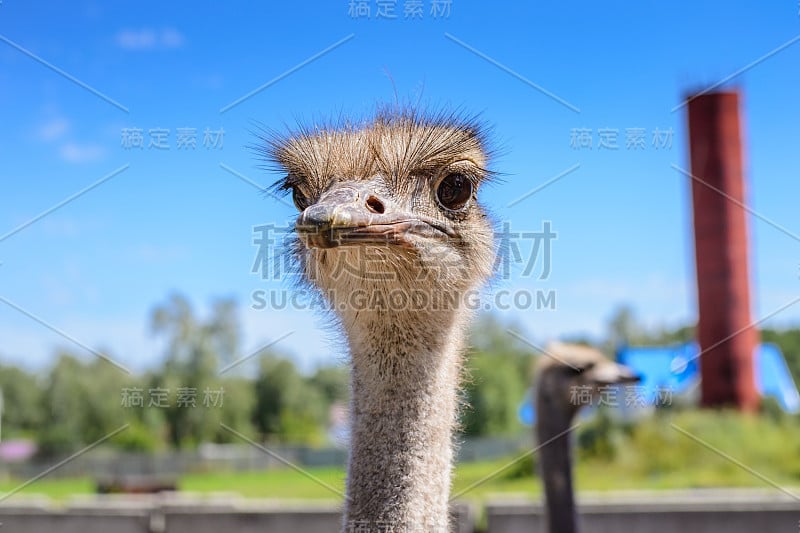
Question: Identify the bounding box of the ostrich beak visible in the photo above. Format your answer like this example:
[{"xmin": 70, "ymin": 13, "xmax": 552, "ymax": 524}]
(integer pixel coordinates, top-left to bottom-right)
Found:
[
  {"xmin": 296, "ymin": 181, "xmax": 454, "ymax": 249},
  {"xmin": 583, "ymin": 361, "xmax": 641, "ymax": 386}
]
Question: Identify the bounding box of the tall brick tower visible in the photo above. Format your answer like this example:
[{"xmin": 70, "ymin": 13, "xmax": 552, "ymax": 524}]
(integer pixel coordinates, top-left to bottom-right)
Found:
[{"xmin": 686, "ymin": 90, "xmax": 759, "ymax": 412}]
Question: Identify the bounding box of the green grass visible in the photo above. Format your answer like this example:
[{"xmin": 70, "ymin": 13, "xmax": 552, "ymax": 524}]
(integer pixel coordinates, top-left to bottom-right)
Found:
[
  {"xmin": 2, "ymin": 410, "xmax": 798, "ymax": 503},
  {"xmin": 0, "ymin": 476, "xmax": 95, "ymax": 501},
  {"xmin": 180, "ymin": 467, "xmax": 346, "ymax": 499}
]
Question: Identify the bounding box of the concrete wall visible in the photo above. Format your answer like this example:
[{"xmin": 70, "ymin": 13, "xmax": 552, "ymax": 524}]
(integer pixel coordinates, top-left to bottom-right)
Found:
[
  {"xmin": 0, "ymin": 493, "xmax": 796, "ymax": 532},
  {"xmin": 486, "ymin": 493, "xmax": 800, "ymax": 533},
  {"xmin": 0, "ymin": 510, "xmax": 151, "ymax": 533},
  {"xmin": 163, "ymin": 509, "xmax": 340, "ymax": 533},
  {"xmin": 0, "ymin": 500, "xmax": 474, "ymax": 533}
]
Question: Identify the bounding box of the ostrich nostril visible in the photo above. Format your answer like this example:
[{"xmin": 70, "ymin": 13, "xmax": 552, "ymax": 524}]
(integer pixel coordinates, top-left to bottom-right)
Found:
[{"xmin": 365, "ymin": 195, "xmax": 385, "ymax": 214}]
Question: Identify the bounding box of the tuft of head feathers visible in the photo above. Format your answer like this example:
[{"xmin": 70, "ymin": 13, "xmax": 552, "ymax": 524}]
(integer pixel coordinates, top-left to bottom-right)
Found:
[{"xmin": 256, "ymin": 106, "xmax": 496, "ymax": 200}]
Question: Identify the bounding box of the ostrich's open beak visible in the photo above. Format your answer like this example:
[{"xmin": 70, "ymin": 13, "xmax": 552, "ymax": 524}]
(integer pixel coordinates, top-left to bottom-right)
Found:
[{"xmin": 295, "ymin": 181, "xmax": 454, "ymax": 249}]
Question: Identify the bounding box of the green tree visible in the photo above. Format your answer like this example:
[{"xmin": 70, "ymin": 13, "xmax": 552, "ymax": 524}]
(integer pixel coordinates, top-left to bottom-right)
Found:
[
  {"xmin": 461, "ymin": 352, "xmax": 527, "ymax": 436},
  {"xmin": 37, "ymin": 352, "xmax": 133, "ymax": 456},
  {"xmin": 210, "ymin": 376, "xmax": 256, "ymax": 443},
  {"xmin": 0, "ymin": 364, "xmax": 42, "ymax": 437},
  {"xmin": 252, "ymin": 354, "xmax": 327, "ymax": 444},
  {"xmin": 150, "ymin": 293, "xmax": 240, "ymax": 448},
  {"xmin": 604, "ymin": 305, "xmax": 695, "ymax": 350},
  {"xmin": 460, "ymin": 314, "xmax": 533, "ymax": 436},
  {"xmin": 607, "ymin": 304, "xmax": 643, "ymax": 347},
  {"xmin": 309, "ymin": 365, "xmax": 350, "ymax": 405},
  {"xmin": 762, "ymin": 327, "xmax": 800, "ymax": 385}
]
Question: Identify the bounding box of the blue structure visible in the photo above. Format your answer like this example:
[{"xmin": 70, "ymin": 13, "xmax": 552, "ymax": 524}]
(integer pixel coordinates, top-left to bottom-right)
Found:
[
  {"xmin": 518, "ymin": 394, "xmax": 536, "ymax": 426},
  {"xmin": 754, "ymin": 343, "xmax": 800, "ymax": 413},
  {"xmin": 617, "ymin": 342, "xmax": 799, "ymax": 413},
  {"xmin": 616, "ymin": 343, "xmax": 699, "ymax": 406}
]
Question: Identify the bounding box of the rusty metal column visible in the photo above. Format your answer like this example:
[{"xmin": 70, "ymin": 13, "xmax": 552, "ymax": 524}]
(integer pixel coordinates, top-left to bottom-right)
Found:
[{"xmin": 686, "ymin": 90, "xmax": 759, "ymax": 412}]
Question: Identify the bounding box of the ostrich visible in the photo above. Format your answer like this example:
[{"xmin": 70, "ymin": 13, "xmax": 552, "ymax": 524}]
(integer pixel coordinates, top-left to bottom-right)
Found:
[
  {"xmin": 535, "ymin": 342, "xmax": 640, "ymax": 533},
  {"xmin": 264, "ymin": 108, "xmax": 496, "ymax": 532}
]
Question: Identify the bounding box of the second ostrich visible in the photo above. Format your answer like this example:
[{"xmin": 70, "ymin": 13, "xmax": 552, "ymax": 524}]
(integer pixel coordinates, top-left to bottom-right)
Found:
[
  {"xmin": 265, "ymin": 108, "xmax": 495, "ymax": 532},
  {"xmin": 535, "ymin": 342, "xmax": 640, "ymax": 533}
]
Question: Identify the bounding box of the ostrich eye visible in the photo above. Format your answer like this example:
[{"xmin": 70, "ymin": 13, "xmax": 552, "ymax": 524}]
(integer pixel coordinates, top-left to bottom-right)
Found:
[
  {"xmin": 436, "ymin": 173, "xmax": 473, "ymax": 211},
  {"xmin": 292, "ymin": 186, "xmax": 310, "ymax": 211}
]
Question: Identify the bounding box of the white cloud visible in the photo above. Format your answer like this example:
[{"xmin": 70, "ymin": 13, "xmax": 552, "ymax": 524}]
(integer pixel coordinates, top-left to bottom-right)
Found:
[
  {"xmin": 59, "ymin": 142, "xmax": 106, "ymax": 163},
  {"xmin": 36, "ymin": 117, "xmax": 106, "ymax": 163},
  {"xmin": 37, "ymin": 117, "xmax": 70, "ymax": 141},
  {"xmin": 116, "ymin": 27, "xmax": 185, "ymax": 50},
  {"xmin": 160, "ymin": 28, "xmax": 185, "ymax": 48},
  {"xmin": 116, "ymin": 28, "xmax": 157, "ymax": 49}
]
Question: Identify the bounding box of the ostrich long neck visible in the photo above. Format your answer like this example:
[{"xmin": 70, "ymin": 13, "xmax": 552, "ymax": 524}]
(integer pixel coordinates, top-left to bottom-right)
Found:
[
  {"xmin": 535, "ymin": 387, "xmax": 578, "ymax": 533},
  {"xmin": 343, "ymin": 308, "xmax": 466, "ymax": 533}
]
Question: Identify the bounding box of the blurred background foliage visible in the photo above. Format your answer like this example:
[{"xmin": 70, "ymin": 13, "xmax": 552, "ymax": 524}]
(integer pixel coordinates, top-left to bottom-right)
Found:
[{"xmin": 0, "ymin": 293, "xmax": 798, "ymax": 477}]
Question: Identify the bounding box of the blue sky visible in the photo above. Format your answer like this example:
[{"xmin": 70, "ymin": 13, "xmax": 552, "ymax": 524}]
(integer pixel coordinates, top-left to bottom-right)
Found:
[{"xmin": 1, "ymin": 1, "xmax": 799, "ymax": 374}]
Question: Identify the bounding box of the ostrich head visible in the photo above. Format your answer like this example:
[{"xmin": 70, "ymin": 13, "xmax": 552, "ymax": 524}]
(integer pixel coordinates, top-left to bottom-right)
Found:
[
  {"xmin": 536, "ymin": 342, "xmax": 640, "ymax": 419},
  {"xmin": 266, "ymin": 109, "xmax": 496, "ymax": 324}
]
